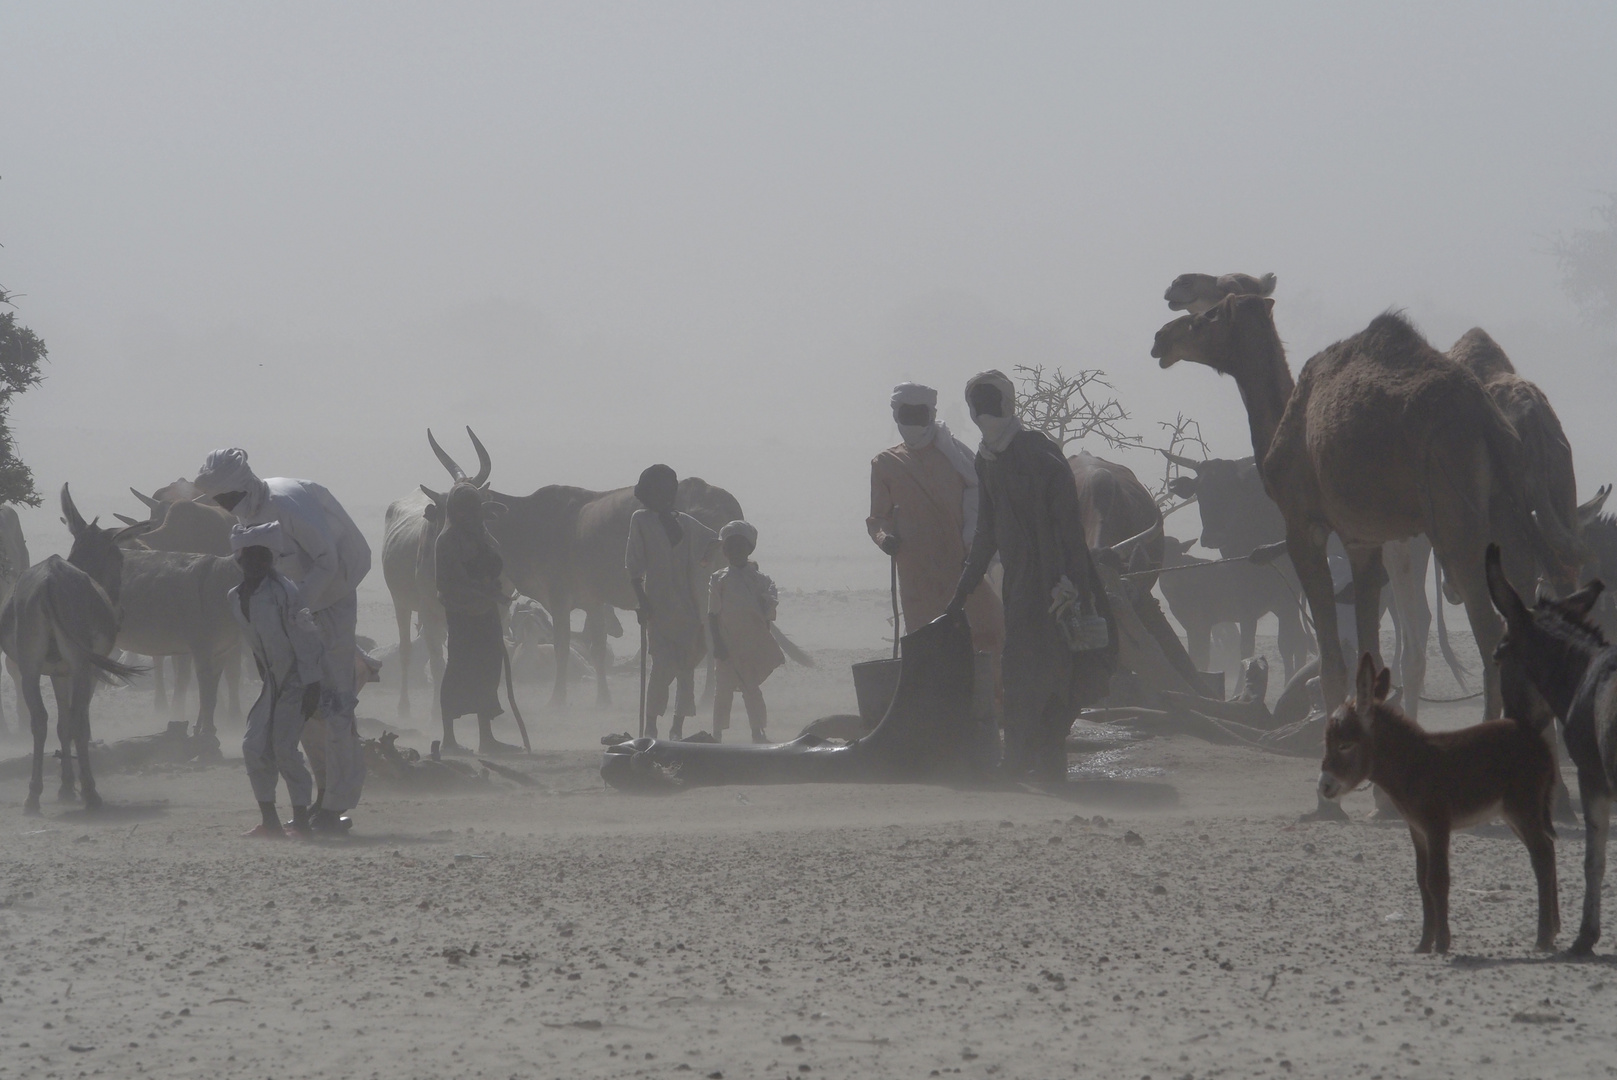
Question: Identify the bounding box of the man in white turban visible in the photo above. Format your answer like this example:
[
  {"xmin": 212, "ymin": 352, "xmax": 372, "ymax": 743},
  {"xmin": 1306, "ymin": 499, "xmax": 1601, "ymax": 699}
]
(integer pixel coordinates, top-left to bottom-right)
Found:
[
  {"xmin": 867, "ymin": 383, "xmax": 1004, "ymax": 665},
  {"xmin": 195, "ymin": 448, "xmax": 372, "ymax": 831}
]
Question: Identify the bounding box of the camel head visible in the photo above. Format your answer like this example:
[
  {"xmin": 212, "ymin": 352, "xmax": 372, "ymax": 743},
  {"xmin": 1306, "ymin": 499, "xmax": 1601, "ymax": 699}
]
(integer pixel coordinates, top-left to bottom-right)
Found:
[
  {"xmin": 1152, "ymin": 294, "xmax": 1273, "ymax": 371},
  {"xmin": 1164, "ymin": 272, "xmax": 1276, "ymax": 314}
]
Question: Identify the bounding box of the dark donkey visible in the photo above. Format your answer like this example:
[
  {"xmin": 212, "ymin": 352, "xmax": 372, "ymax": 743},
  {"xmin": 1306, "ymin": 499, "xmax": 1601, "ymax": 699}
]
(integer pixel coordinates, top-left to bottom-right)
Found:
[
  {"xmin": 1487, "ymin": 542, "xmax": 1617, "ymax": 954},
  {"xmin": 0, "ymin": 486, "xmax": 146, "ymax": 812},
  {"xmin": 1319, "ymin": 651, "xmax": 1559, "ymax": 953}
]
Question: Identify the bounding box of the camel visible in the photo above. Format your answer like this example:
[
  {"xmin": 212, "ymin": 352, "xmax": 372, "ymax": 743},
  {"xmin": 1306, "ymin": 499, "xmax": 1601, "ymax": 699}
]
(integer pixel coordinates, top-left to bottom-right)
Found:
[
  {"xmin": 0, "ymin": 486, "xmax": 145, "ymax": 812},
  {"xmin": 1164, "ymin": 272, "xmax": 1276, "ymax": 314},
  {"xmin": 1151, "ymin": 294, "xmax": 1582, "ymax": 719}
]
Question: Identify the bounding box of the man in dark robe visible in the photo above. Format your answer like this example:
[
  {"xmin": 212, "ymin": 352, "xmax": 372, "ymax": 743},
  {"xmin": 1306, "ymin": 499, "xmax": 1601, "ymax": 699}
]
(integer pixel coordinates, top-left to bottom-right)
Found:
[
  {"xmin": 435, "ymin": 482, "xmax": 517, "ymax": 754},
  {"xmin": 948, "ymin": 370, "xmax": 1117, "ymax": 782}
]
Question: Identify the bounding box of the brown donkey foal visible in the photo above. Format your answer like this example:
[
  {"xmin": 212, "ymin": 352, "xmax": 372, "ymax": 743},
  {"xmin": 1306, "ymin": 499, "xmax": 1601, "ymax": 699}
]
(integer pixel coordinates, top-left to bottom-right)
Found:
[{"xmin": 1319, "ymin": 653, "xmax": 1559, "ymax": 953}]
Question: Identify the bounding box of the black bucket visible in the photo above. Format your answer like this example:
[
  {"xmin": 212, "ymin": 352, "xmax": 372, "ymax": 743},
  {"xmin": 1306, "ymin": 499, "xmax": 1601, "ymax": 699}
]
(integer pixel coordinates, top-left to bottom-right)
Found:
[{"xmin": 851, "ymin": 658, "xmax": 902, "ymax": 727}]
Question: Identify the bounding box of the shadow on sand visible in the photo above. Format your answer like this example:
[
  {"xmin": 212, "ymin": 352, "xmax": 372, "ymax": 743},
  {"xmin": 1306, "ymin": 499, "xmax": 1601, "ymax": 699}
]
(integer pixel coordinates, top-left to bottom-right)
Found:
[{"xmin": 1033, "ymin": 779, "xmax": 1180, "ymax": 810}]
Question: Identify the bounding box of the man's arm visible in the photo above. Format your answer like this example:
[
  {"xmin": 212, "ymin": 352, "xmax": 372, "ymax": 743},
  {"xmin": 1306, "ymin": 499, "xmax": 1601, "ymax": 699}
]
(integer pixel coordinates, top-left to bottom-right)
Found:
[
  {"xmin": 948, "ymin": 457, "xmax": 996, "ymax": 611},
  {"xmin": 279, "ymin": 496, "xmax": 340, "ymax": 607},
  {"xmin": 867, "ymin": 458, "xmax": 900, "ymax": 556}
]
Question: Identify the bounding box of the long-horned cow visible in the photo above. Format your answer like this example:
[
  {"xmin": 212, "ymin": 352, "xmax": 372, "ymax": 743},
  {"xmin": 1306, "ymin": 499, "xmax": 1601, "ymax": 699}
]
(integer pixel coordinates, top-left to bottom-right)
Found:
[{"xmin": 0, "ymin": 486, "xmax": 145, "ymax": 812}]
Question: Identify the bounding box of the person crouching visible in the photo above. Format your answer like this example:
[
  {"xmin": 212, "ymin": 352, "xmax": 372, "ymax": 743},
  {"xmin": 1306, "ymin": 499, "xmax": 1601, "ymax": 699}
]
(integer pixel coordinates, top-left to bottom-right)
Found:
[
  {"xmin": 231, "ymin": 522, "xmax": 323, "ymax": 838},
  {"xmin": 707, "ymin": 521, "xmax": 785, "ymax": 743}
]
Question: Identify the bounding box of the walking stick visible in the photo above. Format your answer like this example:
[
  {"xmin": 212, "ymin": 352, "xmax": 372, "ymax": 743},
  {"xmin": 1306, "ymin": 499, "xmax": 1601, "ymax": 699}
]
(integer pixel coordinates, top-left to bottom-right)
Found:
[
  {"xmin": 500, "ymin": 644, "xmax": 531, "ymax": 753},
  {"xmin": 890, "ymin": 555, "xmax": 901, "ymax": 660},
  {"xmin": 638, "ymin": 621, "xmax": 650, "ymax": 740}
]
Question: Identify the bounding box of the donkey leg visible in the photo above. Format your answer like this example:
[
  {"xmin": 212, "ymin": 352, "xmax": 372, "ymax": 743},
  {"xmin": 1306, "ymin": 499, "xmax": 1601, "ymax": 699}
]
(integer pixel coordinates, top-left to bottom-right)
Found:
[
  {"xmin": 1520, "ymin": 812, "xmax": 1560, "ymax": 950},
  {"xmin": 1412, "ymin": 830, "xmax": 1435, "ymax": 952},
  {"xmin": 22, "ymin": 673, "xmax": 49, "ymax": 814},
  {"xmin": 548, "ymin": 592, "xmax": 571, "ymax": 709},
  {"xmin": 52, "ymin": 675, "xmax": 76, "ymax": 802},
  {"xmin": 1428, "ymin": 827, "xmax": 1453, "ymax": 954},
  {"xmin": 74, "ymin": 670, "xmax": 101, "ymax": 810},
  {"xmin": 1572, "ymin": 779, "xmax": 1610, "ymax": 955},
  {"xmin": 194, "ymin": 649, "xmax": 222, "ymax": 756}
]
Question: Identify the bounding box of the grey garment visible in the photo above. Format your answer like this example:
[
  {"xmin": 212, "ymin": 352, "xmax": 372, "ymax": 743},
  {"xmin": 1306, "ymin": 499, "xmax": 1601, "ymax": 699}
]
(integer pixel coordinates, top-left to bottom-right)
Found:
[
  {"xmin": 958, "ymin": 430, "xmax": 1117, "ymax": 731},
  {"xmin": 310, "ymin": 592, "xmax": 364, "ymax": 813},
  {"xmin": 645, "ymin": 655, "xmax": 697, "ymax": 722},
  {"xmin": 626, "ymin": 510, "xmax": 716, "ymax": 670},
  {"xmin": 242, "ymin": 685, "xmax": 313, "ymax": 806}
]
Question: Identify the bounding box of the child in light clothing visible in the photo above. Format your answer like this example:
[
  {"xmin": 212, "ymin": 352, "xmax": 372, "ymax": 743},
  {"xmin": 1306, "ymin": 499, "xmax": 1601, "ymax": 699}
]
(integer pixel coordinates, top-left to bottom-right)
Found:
[{"xmin": 707, "ymin": 521, "xmax": 786, "ymax": 742}]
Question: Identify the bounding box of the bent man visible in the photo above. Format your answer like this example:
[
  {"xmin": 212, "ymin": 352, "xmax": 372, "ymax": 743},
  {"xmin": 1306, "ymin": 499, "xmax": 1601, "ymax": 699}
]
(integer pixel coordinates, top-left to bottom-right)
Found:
[{"xmin": 195, "ymin": 448, "xmax": 372, "ymax": 832}]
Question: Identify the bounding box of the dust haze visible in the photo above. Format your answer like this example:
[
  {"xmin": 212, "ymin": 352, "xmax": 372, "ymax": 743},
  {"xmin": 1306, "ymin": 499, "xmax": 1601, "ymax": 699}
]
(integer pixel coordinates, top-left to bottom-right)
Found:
[{"xmin": 4, "ymin": 3, "xmax": 1614, "ymax": 600}]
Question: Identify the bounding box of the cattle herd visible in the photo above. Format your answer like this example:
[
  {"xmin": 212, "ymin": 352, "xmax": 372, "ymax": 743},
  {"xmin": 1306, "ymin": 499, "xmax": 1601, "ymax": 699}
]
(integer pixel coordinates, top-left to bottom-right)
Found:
[{"xmin": 4, "ymin": 270, "xmax": 1617, "ymax": 956}]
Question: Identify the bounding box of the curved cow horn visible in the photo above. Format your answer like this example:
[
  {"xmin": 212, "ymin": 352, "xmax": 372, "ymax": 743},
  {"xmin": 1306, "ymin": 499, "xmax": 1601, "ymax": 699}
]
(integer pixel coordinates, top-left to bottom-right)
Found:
[
  {"xmin": 129, "ymin": 486, "xmax": 163, "ymax": 511},
  {"xmin": 420, "ymin": 484, "xmax": 446, "ymax": 503},
  {"xmin": 427, "ymin": 428, "xmax": 467, "ymax": 482},
  {"xmin": 465, "ymin": 427, "xmax": 492, "ymax": 487},
  {"xmin": 61, "ymin": 483, "xmax": 89, "ymax": 538},
  {"xmin": 112, "ymin": 520, "xmax": 155, "ymax": 544},
  {"xmin": 1109, "ymin": 518, "xmax": 1163, "ymax": 556},
  {"xmin": 1160, "ymin": 450, "xmax": 1204, "ymax": 472}
]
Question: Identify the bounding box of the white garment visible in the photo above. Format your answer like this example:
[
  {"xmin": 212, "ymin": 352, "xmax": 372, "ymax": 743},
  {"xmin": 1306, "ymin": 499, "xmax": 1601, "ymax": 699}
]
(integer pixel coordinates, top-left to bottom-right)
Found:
[
  {"xmin": 232, "ymin": 569, "xmax": 321, "ymax": 806},
  {"xmin": 196, "ymin": 450, "xmax": 371, "ymax": 613},
  {"xmin": 306, "ymin": 592, "xmax": 365, "ymax": 813}
]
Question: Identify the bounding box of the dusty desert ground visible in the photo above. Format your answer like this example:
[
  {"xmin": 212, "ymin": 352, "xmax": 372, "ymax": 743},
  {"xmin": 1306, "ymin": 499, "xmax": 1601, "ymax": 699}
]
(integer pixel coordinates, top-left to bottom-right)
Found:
[{"xmin": 1, "ymin": 589, "xmax": 1614, "ymax": 1080}]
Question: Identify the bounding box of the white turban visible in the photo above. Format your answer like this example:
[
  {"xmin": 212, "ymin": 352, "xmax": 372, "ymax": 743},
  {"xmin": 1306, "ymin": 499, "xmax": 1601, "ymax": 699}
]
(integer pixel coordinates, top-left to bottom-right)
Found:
[
  {"xmin": 890, "ymin": 382, "xmax": 938, "ymax": 410},
  {"xmin": 719, "ymin": 520, "xmax": 758, "ymax": 546},
  {"xmin": 230, "ymin": 521, "xmax": 283, "ymax": 553},
  {"xmin": 965, "ymin": 370, "xmax": 1023, "ymax": 457},
  {"xmin": 194, "ymin": 448, "xmax": 258, "ymax": 496}
]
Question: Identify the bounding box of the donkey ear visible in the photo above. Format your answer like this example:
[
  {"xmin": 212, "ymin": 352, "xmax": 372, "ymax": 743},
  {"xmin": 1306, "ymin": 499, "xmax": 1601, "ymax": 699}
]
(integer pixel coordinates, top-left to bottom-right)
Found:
[
  {"xmin": 1560, "ymin": 580, "xmax": 1605, "ymax": 620},
  {"xmin": 1374, "ymin": 664, "xmax": 1392, "ymax": 702},
  {"xmin": 1354, "ymin": 652, "xmax": 1378, "ymax": 711},
  {"xmin": 1485, "ymin": 543, "xmax": 1529, "ymax": 625}
]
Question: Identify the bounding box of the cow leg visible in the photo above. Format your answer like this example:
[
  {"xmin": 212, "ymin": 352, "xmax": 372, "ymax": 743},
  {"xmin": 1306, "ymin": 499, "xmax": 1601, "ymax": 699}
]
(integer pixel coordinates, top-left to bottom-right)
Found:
[
  {"xmin": 223, "ymin": 645, "xmax": 243, "ymax": 722},
  {"xmin": 52, "ymin": 675, "xmax": 75, "ymax": 802},
  {"xmin": 153, "ymin": 655, "xmax": 169, "ymax": 712},
  {"xmin": 1384, "ymin": 538, "xmax": 1430, "ymax": 721},
  {"xmin": 423, "ymin": 612, "xmax": 447, "ymax": 725},
  {"xmin": 585, "ymin": 607, "xmax": 612, "ymax": 708},
  {"xmin": 1276, "ymin": 605, "xmax": 1305, "ymax": 683},
  {"xmin": 22, "ymin": 671, "xmax": 48, "ymax": 814},
  {"xmin": 73, "ymin": 668, "xmax": 101, "ymax": 810},
  {"xmin": 549, "ymin": 591, "xmax": 571, "ymax": 708},
  {"xmin": 172, "ymin": 653, "xmax": 194, "ymax": 719},
  {"xmin": 394, "ymin": 601, "xmax": 414, "ymax": 718},
  {"xmin": 194, "ymin": 647, "xmax": 222, "ymax": 754},
  {"xmin": 7, "ymin": 655, "xmax": 22, "ymax": 737}
]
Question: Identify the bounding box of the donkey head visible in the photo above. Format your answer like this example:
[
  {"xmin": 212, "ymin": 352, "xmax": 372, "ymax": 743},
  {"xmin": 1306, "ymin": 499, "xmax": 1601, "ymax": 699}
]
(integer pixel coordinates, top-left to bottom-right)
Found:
[
  {"xmin": 1319, "ymin": 653, "xmax": 1393, "ymax": 801},
  {"xmin": 1487, "ymin": 542, "xmax": 1605, "ymax": 713},
  {"xmin": 62, "ymin": 484, "xmax": 127, "ymax": 605}
]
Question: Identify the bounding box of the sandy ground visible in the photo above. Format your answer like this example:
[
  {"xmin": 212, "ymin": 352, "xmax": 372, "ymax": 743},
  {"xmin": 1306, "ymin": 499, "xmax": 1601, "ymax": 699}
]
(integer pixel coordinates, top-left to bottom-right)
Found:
[{"xmin": 2, "ymin": 592, "xmax": 1614, "ymax": 1080}]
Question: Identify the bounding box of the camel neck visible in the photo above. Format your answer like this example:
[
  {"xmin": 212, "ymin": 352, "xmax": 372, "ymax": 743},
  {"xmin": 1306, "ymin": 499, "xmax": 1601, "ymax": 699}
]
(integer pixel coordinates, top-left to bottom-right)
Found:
[{"xmin": 1230, "ymin": 317, "xmax": 1294, "ymax": 467}]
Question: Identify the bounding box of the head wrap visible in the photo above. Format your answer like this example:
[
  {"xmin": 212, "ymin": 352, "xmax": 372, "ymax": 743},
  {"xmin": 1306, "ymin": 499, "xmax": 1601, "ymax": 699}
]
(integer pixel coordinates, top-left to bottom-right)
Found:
[
  {"xmin": 719, "ymin": 520, "xmax": 758, "ymax": 546},
  {"xmin": 230, "ymin": 521, "xmax": 283, "ymax": 554},
  {"xmin": 965, "ymin": 370, "xmax": 1024, "ymax": 458},
  {"xmin": 635, "ymin": 463, "xmax": 683, "ymax": 546},
  {"xmin": 194, "ymin": 447, "xmax": 258, "ymax": 497},
  {"xmin": 890, "ymin": 382, "xmax": 939, "ymax": 449}
]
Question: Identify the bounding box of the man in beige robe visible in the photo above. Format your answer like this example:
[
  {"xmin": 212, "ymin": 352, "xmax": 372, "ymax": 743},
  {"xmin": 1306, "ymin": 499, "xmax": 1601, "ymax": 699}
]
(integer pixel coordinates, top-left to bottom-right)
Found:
[{"xmin": 868, "ymin": 383, "xmax": 1004, "ymax": 660}]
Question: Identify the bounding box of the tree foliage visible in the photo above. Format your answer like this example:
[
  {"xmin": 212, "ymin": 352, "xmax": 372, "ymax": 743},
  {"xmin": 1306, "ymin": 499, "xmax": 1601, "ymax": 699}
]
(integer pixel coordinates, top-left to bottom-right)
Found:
[
  {"xmin": 1555, "ymin": 194, "xmax": 1617, "ymax": 328},
  {"xmin": 0, "ymin": 287, "xmax": 47, "ymax": 506}
]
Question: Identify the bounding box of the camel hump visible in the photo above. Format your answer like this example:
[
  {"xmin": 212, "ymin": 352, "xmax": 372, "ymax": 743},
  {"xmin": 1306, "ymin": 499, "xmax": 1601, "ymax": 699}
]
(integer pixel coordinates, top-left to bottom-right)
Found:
[
  {"xmin": 1448, "ymin": 327, "xmax": 1516, "ymax": 381},
  {"xmin": 1362, "ymin": 310, "xmax": 1431, "ymax": 353},
  {"xmin": 1255, "ymin": 272, "xmax": 1276, "ymax": 296}
]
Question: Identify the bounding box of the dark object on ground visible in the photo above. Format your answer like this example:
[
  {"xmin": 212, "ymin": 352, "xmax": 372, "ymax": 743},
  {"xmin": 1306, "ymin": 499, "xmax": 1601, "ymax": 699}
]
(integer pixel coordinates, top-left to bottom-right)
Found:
[
  {"xmin": 1319, "ymin": 652, "xmax": 1559, "ymax": 954},
  {"xmin": 478, "ymin": 757, "xmax": 540, "ymax": 787},
  {"xmin": 602, "ymin": 612, "xmax": 981, "ymax": 790},
  {"xmin": 797, "ymin": 714, "xmax": 869, "ymax": 741},
  {"xmin": 363, "ymin": 731, "xmax": 487, "ymax": 789}
]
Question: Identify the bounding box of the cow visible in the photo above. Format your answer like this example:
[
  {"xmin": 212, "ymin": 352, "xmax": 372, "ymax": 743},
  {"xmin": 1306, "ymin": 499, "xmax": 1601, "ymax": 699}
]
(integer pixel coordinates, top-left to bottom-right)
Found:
[
  {"xmin": 115, "ymin": 549, "xmax": 243, "ymax": 750},
  {"xmin": 1157, "ymin": 535, "xmax": 1310, "ymax": 681}
]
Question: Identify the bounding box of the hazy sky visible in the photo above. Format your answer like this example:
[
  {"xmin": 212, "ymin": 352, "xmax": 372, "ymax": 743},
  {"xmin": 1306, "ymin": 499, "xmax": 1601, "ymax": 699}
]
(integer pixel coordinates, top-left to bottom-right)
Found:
[{"xmin": 4, "ymin": 2, "xmax": 1615, "ymax": 592}]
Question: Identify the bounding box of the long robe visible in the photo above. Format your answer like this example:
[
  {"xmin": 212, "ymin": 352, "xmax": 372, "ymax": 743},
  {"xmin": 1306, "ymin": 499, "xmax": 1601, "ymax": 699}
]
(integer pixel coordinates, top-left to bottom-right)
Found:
[
  {"xmin": 626, "ymin": 510, "xmax": 716, "ymax": 670},
  {"xmin": 435, "ymin": 524, "xmax": 507, "ymax": 722},
  {"xmin": 868, "ymin": 441, "xmax": 1004, "ymax": 656},
  {"xmin": 958, "ymin": 430, "xmax": 1117, "ymax": 736}
]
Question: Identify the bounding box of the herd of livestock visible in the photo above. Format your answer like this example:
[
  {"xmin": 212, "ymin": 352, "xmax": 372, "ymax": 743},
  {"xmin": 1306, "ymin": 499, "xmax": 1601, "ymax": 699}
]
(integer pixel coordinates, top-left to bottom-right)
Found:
[{"xmin": 4, "ymin": 269, "xmax": 1617, "ymax": 951}]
